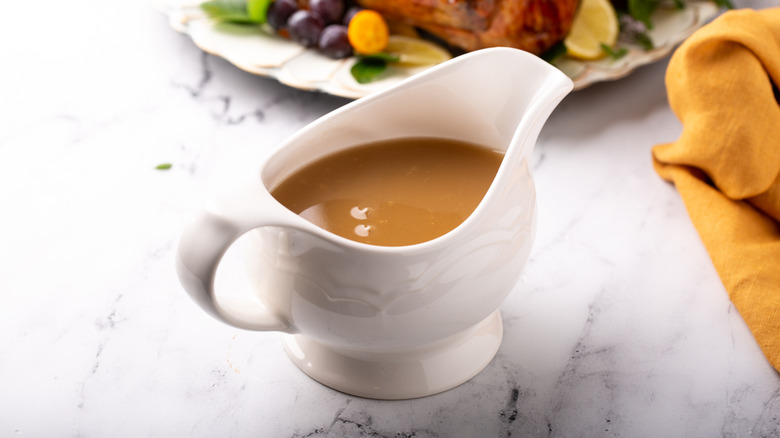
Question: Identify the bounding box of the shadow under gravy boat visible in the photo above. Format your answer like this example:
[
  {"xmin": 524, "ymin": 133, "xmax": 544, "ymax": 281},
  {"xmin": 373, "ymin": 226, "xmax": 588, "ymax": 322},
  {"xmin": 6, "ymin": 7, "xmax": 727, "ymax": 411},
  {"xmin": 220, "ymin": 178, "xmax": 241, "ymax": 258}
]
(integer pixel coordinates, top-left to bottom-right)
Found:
[{"xmin": 177, "ymin": 47, "xmax": 572, "ymax": 400}]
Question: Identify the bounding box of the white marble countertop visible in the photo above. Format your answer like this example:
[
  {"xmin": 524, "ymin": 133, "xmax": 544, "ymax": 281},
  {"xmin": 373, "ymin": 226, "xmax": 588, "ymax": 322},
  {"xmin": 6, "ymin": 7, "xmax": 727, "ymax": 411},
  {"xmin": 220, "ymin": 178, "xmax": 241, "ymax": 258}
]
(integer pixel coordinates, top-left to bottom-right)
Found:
[{"xmin": 2, "ymin": 0, "xmax": 779, "ymax": 436}]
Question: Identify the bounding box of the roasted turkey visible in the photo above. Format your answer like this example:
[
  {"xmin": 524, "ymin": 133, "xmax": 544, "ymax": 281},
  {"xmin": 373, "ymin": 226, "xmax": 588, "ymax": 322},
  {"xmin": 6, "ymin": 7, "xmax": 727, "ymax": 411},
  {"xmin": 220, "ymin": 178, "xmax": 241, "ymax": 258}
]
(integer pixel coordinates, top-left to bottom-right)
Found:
[{"xmin": 353, "ymin": 0, "xmax": 581, "ymax": 55}]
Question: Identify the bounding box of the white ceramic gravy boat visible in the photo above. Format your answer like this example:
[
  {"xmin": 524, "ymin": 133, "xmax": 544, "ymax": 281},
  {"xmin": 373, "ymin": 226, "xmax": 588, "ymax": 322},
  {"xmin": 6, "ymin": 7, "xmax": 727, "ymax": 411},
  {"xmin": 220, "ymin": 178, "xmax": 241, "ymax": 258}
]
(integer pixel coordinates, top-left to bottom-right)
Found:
[{"xmin": 177, "ymin": 47, "xmax": 572, "ymax": 399}]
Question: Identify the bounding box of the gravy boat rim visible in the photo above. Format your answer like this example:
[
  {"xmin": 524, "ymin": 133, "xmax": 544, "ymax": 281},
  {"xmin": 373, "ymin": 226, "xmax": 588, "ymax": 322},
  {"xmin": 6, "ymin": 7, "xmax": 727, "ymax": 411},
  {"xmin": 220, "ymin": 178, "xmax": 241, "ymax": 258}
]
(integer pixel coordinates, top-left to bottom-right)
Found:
[{"xmin": 259, "ymin": 47, "xmax": 573, "ymax": 254}]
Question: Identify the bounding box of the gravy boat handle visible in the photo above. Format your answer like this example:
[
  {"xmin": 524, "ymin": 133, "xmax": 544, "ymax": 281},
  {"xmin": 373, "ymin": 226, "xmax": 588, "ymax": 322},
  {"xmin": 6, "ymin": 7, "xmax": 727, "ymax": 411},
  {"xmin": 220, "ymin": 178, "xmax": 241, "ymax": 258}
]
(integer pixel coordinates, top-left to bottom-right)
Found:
[{"xmin": 176, "ymin": 184, "xmax": 297, "ymax": 333}]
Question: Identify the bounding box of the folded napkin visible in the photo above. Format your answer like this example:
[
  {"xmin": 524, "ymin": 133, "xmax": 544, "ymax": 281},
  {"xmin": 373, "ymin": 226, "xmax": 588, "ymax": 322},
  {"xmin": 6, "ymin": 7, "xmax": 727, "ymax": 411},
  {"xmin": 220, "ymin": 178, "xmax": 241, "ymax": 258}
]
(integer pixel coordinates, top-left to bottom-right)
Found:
[{"xmin": 653, "ymin": 7, "xmax": 780, "ymax": 372}]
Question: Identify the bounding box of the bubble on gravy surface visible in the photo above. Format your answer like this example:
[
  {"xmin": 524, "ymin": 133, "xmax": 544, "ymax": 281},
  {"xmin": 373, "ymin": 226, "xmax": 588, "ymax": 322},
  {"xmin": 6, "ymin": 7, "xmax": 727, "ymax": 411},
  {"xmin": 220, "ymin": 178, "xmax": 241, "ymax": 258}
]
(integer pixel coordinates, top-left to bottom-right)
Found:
[{"xmin": 271, "ymin": 137, "xmax": 503, "ymax": 246}]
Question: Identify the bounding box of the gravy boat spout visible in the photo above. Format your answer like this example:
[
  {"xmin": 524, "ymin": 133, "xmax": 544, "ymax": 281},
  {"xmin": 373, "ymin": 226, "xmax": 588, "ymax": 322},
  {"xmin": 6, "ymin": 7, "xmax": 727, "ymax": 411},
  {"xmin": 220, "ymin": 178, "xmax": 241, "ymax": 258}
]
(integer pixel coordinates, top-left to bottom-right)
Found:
[{"xmin": 176, "ymin": 47, "xmax": 573, "ymax": 400}]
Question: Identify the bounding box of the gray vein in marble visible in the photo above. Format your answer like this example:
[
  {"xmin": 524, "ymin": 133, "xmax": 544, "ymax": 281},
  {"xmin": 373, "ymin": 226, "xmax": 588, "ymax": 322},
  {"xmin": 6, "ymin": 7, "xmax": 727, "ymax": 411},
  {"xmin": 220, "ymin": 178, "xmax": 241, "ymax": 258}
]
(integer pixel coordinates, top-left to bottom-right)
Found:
[
  {"xmin": 291, "ymin": 400, "xmax": 439, "ymax": 438},
  {"xmin": 171, "ymin": 52, "xmax": 268, "ymax": 126},
  {"xmin": 94, "ymin": 294, "xmax": 125, "ymax": 331},
  {"xmin": 757, "ymin": 389, "xmax": 780, "ymax": 435},
  {"xmin": 77, "ymin": 293, "xmax": 127, "ymax": 410},
  {"xmin": 546, "ymin": 300, "xmax": 623, "ymax": 437},
  {"xmin": 498, "ymin": 386, "xmax": 546, "ymax": 438},
  {"xmin": 499, "ymin": 387, "xmax": 520, "ymax": 429},
  {"xmin": 219, "ymin": 96, "xmax": 266, "ymax": 125},
  {"xmin": 174, "ymin": 51, "xmax": 213, "ymax": 99},
  {"xmin": 722, "ymin": 384, "xmax": 780, "ymax": 437}
]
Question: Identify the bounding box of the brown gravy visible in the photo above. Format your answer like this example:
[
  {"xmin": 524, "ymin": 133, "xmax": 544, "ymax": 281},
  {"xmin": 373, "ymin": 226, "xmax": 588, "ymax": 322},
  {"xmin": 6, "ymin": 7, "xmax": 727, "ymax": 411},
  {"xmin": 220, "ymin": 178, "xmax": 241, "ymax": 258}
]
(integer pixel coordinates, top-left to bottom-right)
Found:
[{"xmin": 271, "ymin": 137, "xmax": 503, "ymax": 246}]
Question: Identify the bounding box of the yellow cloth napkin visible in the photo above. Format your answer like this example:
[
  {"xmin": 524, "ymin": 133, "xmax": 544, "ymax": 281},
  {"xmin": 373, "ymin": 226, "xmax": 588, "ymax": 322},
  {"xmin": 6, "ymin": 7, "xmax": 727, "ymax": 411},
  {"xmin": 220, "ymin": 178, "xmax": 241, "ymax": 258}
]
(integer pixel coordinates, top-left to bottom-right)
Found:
[{"xmin": 653, "ymin": 7, "xmax": 780, "ymax": 372}]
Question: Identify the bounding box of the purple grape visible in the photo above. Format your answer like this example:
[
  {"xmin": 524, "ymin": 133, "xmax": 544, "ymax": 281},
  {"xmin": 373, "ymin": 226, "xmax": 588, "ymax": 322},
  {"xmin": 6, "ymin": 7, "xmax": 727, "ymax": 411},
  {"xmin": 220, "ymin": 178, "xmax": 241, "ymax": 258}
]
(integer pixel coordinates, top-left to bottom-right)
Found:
[
  {"xmin": 309, "ymin": 0, "xmax": 345, "ymax": 24},
  {"xmin": 342, "ymin": 6, "xmax": 362, "ymax": 25},
  {"xmin": 288, "ymin": 10, "xmax": 325, "ymax": 48},
  {"xmin": 318, "ymin": 24, "xmax": 352, "ymax": 59},
  {"xmin": 267, "ymin": 0, "xmax": 298, "ymax": 30}
]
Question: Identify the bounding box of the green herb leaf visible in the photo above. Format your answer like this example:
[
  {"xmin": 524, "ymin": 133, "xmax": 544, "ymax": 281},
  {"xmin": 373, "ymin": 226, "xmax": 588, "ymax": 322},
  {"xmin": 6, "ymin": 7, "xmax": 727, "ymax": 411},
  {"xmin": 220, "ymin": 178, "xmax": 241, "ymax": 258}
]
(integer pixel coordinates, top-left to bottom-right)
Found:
[
  {"xmin": 541, "ymin": 41, "xmax": 567, "ymax": 63},
  {"xmin": 356, "ymin": 52, "xmax": 401, "ymax": 63},
  {"xmin": 247, "ymin": 0, "xmax": 272, "ymax": 23},
  {"xmin": 601, "ymin": 44, "xmax": 628, "ymax": 60},
  {"xmin": 634, "ymin": 32, "xmax": 654, "ymax": 50},
  {"xmin": 628, "ymin": 0, "xmax": 659, "ymax": 29},
  {"xmin": 200, "ymin": 0, "xmax": 265, "ymax": 24},
  {"xmin": 155, "ymin": 163, "xmax": 173, "ymax": 170},
  {"xmin": 351, "ymin": 58, "xmax": 388, "ymax": 84}
]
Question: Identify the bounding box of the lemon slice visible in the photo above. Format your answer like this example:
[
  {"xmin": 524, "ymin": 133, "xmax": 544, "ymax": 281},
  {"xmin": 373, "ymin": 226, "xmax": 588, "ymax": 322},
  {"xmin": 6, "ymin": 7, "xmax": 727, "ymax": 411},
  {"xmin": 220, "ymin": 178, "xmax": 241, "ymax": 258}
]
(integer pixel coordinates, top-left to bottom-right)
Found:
[
  {"xmin": 564, "ymin": 0, "xmax": 619, "ymax": 60},
  {"xmin": 385, "ymin": 35, "xmax": 452, "ymax": 67}
]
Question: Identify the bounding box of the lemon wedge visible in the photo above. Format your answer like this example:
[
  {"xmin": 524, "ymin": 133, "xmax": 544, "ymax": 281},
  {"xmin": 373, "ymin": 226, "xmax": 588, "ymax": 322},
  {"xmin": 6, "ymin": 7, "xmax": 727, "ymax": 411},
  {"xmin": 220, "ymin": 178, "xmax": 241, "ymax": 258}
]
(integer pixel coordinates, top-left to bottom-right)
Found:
[
  {"xmin": 385, "ymin": 35, "xmax": 452, "ymax": 67},
  {"xmin": 564, "ymin": 0, "xmax": 619, "ymax": 60}
]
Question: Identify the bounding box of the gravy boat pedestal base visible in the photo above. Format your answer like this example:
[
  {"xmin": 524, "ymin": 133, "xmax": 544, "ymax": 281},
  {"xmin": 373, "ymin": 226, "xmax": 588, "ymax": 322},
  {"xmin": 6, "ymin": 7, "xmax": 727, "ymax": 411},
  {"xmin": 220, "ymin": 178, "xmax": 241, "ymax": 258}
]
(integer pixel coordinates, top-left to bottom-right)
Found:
[{"xmin": 282, "ymin": 311, "xmax": 503, "ymax": 400}]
